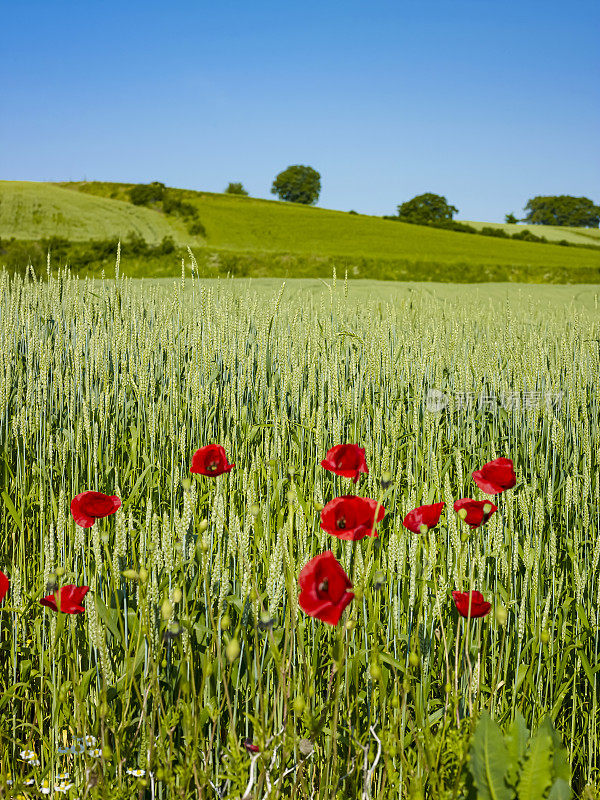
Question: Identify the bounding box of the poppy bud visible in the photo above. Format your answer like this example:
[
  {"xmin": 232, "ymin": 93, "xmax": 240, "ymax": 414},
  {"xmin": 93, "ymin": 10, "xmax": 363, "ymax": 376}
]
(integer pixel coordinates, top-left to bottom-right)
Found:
[
  {"xmin": 298, "ymin": 738, "xmax": 314, "ymax": 756},
  {"xmin": 161, "ymin": 599, "xmax": 174, "ymax": 620},
  {"xmin": 445, "ymin": 683, "xmax": 452, "ymax": 694},
  {"xmin": 314, "ymin": 501, "xmax": 324, "ymax": 512},
  {"xmin": 172, "ymin": 587, "xmax": 182, "ymax": 604},
  {"xmin": 391, "ymin": 695, "xmax": 400, "ymax": 708},
  {"xmin": 138, "ymin": 567, "xmax": 148, "ymax": 583},
  {"xmin": 541, "ymin": 630, "xmax": 550, "ymax": 644},
  {"xmin": 102, "ymin": 744, "xmax": 112, "ymax": 759},
  {"xmin": 99, "ymin": 702, "xmax": 108, "ymax": 717},
  {"xmin": 198, "ymin": 519, "xmax": 209, "ymax": 534},
  {"xmin": 55, "ymin": 566, "xmax": 65, "ymax": 578},
  {"xmin": 258, "ymin": 612, "xmax": 275, "ymax": 631},
  {"xmin": 249, "ymin": 587, "xmax": 258, "ymax": 602},
  {"xmin": 381, "ymin": 470, "xmax": 392, "ymax": 489},
  {"xmin": 457, "ymin": 508, "xmax": 468, "ymax": 520},
  {"xmin": 221, "ymin": 614, "xmax": 231, "ymax": 630},
  {"xmin": 200, "ymin": 538, "xmax": 210, "ymax": 553},
  {"xmin": 225, "ymin": 637, "xmax": 240, "ymax": 662},
  {"xmin": 373, "ymin": 571, "xmax": 385, "ymax": 590},
  {"xmin": 409, "ymin": 652, "xmax": 419, "ymax": 668},
  {"xmin": 293, "ymin": 696, "xmax": 306, "ymax": 715},
  {"xmin": 345, "ymin": 618, "xmax": 356, "ymax": 631},
  {"xmin": 122, "ymin": 569, "xmax": 139, "ymax": 580},
  {"xmin": 250, "ymin": 503, "xmax": 260, "ymax": 517},
  {"xmin": 370, "ymin": 662, "xmax": 381, "ymax": 681},
  {"xmin": 495, "ymin": 605, "xmax": 508, "ymax": 626}
]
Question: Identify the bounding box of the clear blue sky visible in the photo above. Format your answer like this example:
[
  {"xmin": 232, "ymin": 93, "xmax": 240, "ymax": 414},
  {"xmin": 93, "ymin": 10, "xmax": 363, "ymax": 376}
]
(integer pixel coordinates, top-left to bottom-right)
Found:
[{"xmin": 1, "ymin": 0, "xmax": 598, "ymax": 221}]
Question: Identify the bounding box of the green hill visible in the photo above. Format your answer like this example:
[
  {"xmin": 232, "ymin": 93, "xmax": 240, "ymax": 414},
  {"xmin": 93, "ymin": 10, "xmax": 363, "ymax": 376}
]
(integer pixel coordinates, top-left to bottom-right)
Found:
[
  {"xmin": 0, "ymin": 181, "xmax": 188, "ymax": 244},
  {"xmin": 1, "ymin": 180, "xmax": 600, "ymax": 282}
]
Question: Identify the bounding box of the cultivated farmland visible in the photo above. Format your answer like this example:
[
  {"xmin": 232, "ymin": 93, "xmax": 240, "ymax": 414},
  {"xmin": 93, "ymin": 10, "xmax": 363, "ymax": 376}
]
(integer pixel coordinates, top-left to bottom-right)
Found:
[
  {"xmin": 2, "ymin": 180, "xmax": 600, "ymax": 283},
  {"xmin": 0, "ymin": 266, "xmax": 599, "ymax": 798}
]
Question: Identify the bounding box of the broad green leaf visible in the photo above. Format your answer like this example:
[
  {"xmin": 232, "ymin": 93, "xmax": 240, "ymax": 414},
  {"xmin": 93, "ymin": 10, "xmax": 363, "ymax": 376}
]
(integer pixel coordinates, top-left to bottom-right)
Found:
[
  {"xmin": 505, "ymin": 711, "xmax": 530, "ymax": 787},
  {"xmin": 517, "ymin": 730, "xmax": 553, "ymax": 800},
  {"xmin": 547, "ymin": 779, "xmax": 571, "ymax": 800},
  {"xmin": 469, "ymin": 711, "xmax": 513, "ymax": 800},
  {"xmin": 539, "ymin": 717, "xmax": 571, "ymax": 785}
]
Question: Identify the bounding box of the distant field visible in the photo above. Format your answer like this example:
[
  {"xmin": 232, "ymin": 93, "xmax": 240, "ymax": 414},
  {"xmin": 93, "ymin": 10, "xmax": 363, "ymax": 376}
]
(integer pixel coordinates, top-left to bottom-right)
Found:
[
  {"xmin": 463, "ymin": 219, "xmax": 600, "ymax": 246},
  {"xmin": 1, "ymin": 180, "xmax": 600, "ymax": 282},
  {"xmin": 0, "ymin": 181, "xmax": 190, "ymax": 244}
]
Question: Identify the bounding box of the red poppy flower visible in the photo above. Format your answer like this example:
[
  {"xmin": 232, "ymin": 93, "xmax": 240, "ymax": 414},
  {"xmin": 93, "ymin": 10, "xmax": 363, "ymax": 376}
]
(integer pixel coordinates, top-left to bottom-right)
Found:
[
  {"xmin": 70, "ymin": 492, "xmax": 121, "ymax": 528},
  {"xmin": 320, "ymin": 444, "xmax": 369, "ymax": 484},
  {"xmin": 454, "ymin": 499, "xmax": 497, "ymax": 528},
  {"xmin": 190, "ymin": 445, "xmax": 235, "ymax": 477},
  {"xmin": 0, "ymin": 571, "xmax": 8, "ymax": 603},
  {"xmin": 320, "ymin": 496, "xmax": 386, "ymax": 541},
  {"xmin": 403, "ymin": 502, "xmax": 445, "ymax": 534},
  {"xmin": 40, "ymin": 585, "xmax": 90, "ymax": 614},
  {"xmin": 298, "ymin": 551, "xmax": 354, "ymax": 625},
  {"xmin": 451, "ymin": 590, "xmax": 491, "ymax": 619},
  {"xmin": 243, "ymin": 738, "xmax": 260, "ymax": 753},
  {"xmin": 472, "ymin": 458, "xmax": 516, "ymax": 495}
]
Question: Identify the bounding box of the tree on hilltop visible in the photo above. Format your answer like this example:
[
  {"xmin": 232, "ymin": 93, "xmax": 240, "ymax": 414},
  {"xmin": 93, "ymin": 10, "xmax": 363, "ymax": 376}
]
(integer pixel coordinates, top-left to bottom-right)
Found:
[
  {"xmin": 271, "ymin": 165, "xmax": 321, "ymax": 205},
  {"xmin": 397, "ymin": 193, "xmax": 458, "ymax": 224},
  {"xmin": 523, "ymin": 195, "xmax": 600, "ymax": 227},
  {"xmin": 505, "ymin": 212, "xmax": 518, "ymax": 224},
  {"xmin": 224, "ymin": 182, "xmax": 248, "ymax": 196}
]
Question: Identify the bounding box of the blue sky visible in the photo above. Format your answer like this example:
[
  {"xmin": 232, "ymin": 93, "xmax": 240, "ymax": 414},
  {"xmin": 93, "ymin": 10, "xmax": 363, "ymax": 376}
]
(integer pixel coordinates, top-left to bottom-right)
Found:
[{"xmin": 2, "ymin": 0, "xmax": 598, "ymax": 221}]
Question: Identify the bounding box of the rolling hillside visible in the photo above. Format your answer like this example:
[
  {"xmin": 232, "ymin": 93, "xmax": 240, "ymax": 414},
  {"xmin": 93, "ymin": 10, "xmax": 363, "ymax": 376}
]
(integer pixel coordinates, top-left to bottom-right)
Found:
[
  {"xmin": 1, "ymin": 180, "xmax": 600, "ymax": 282},
  {"xmin": 0, "ymin": 181, "xmax": 190, "ymax": 244}
]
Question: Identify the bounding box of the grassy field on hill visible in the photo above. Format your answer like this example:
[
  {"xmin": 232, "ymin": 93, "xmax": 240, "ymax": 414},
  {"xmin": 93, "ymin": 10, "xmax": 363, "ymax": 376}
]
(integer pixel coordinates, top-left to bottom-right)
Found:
[
  {"xmin": 463, "ymin": 219, "xmax": 600, "ymax": 246},
  {"xmin": 2, "ymin": 180, "xmax": 600, "ymax": 282},
  {"xmin": 0, "ymin": 181, "xmax": 190, "ymax": 244}
]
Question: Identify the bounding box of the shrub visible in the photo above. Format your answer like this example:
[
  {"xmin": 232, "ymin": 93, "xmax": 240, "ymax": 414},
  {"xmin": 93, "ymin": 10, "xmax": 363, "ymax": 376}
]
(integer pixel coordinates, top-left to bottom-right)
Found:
[
  {"xmin": 480, "ymin": 226, "xmax": 510, "ymax": 238},
  {"xmin": 128, "ymin": 182, "xmax": 166, "ymax": 206},
  {"xmin": 224, "ymin": 182, "xmax": 249, "ymax": 196},
  {"xmin": 188, "ymin": 221, "xmax": 207, "ymax": 238}
]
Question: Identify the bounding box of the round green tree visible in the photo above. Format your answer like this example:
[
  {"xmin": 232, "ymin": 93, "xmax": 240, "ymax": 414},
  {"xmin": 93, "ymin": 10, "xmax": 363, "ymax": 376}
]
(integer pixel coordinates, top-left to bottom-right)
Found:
[
  {"xmin": 271, "ymin": 165, "xmax": 321, "ymax": 205},
  {"xmin": 397, "ymin": 193, "xmax": 458, "ymax": 224}
]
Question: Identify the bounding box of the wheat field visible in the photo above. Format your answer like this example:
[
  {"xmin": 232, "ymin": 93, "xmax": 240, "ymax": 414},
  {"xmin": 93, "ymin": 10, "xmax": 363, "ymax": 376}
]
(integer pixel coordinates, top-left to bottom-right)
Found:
[{"xmin": 0, "ymin": 259, "xmax": 598, "ymax": 798}]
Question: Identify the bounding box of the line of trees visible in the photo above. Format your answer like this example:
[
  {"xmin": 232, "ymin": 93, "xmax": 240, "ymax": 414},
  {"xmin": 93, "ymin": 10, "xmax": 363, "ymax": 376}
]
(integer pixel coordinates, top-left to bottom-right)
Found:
[{"xmin": 127, "ymin": 176, "xmax": 599, "ymax": 228}]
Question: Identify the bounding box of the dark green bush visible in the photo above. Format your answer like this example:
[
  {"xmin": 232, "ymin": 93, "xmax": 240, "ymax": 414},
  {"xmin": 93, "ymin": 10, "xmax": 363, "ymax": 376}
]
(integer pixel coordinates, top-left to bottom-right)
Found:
[
  {"xmin": 129, "ymin": 182, "xmax": 165, "ymax": 206},
  {"xmin": 480, "ymin": 226, "xmax": 510, "ymax": 238},
  {"xmin": 187, "ymin": 221, "xmax": 207, "ymax": 238}
]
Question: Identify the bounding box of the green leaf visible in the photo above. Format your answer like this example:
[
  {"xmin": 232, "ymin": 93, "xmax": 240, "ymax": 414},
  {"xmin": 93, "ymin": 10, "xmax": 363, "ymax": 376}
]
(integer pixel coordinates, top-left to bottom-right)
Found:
[
  {"xmin": 469, "ymin": 711, "xmax": 514, "ymax": 800},
  {"xmin": 505, "ymin": 711, "xmax": 530, "ymax": 787},
  {"xmin": 517, "ymin": 729, "xmax": 553, "ymax": 800},
  {"xmin": 1, "ymin": 490, "xmax": 23, "ymax": 533},
  {"xmin": 547, "ymin": 779, "xmax": 571, "ymax": 800},
  {"xmin": 95, "ymin": 594, "xmax": 122, "ymax": 644},
  {"xmin": 578, "ymin": 650, "xmax": 599, "ymax": 692},
  {"xmin": 539, "ymin": 717, "xmax": 571, "ymax": 785},
  {"xmin": 515, "ymin": 662, "xmax": 530, "ymax": 692},
  {"xmin": 122, "ymin": 464, "xmax": 153, "ymax": 510}
]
